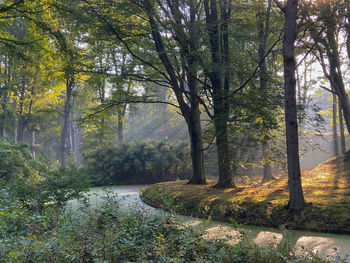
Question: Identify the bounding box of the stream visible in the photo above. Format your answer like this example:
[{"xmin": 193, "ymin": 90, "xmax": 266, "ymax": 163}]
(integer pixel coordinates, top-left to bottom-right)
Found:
[{"xmin": 78, "ymin": 185, "xmax": 350, "ymax": 262}]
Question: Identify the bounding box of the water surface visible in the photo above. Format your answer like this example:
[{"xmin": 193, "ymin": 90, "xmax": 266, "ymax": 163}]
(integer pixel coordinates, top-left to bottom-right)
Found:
[{"xmin": 82, "ymin": 185, "xmax": 350, "ymax": 262}]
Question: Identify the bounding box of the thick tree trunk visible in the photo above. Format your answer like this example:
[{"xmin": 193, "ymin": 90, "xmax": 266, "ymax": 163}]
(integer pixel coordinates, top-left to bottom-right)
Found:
[
  {"xmin": 332, "ymin": 92, "xmax": 339, "ymax": 156},
  {"xmin": 283, "ymin": 0, "xmax": 305, "ymax": 210},
  {"xmin": 187, "ymin": 106, "xmax": 206, "ymax": 184},
  {"xmin": 60, "ymin": 77, "xmax": 74, "ymax": 167},
  {"xmin": 339, "ymin": 101, "xmax": 346, "ymax": 154},
  {"xmin": 203, "ymin": 0, "xmax": 234, "ymax": 188},
  {"xmin": 214, "ymin": 117, "xmax": 234, "ymax": 187}
]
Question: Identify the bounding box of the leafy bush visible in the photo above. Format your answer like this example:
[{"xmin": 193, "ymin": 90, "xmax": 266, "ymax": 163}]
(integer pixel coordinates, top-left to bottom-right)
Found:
[
  {"xmin": 83, "ymin": 139, "xmax": 192, "ymax": 185},
  {"xmin": 0, "ymin": 141, "xmax": 88, "ymax": 212},
  {"xmin": 0, "ymin": 141, "xmax": 36, "ymax": 181},
  {"xmin": 0, "ymin": 192, "xmax": 330, "ymax": 263}
]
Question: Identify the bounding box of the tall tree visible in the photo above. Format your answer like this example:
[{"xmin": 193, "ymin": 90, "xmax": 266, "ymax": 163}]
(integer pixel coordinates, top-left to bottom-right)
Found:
[
  {"xmin": 257, "ymin": 0, "xmax": 275, "ymax": 183},
  {"xmin": 142, "ymin": 0, "xmax": 206, "ymax": 184},
  {"xmin": 279, "ymin": 0, "xmax": 306, "ymax": 210},
  {"xmin": 203, "ymin": 0, "xmax": 234, "ymax": 188}
]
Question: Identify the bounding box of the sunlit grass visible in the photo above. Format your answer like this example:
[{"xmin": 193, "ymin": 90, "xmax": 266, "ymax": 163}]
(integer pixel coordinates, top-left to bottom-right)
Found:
[{"xmin": 142, "ymin": 153, "xmax": 350, "ymax": 233}]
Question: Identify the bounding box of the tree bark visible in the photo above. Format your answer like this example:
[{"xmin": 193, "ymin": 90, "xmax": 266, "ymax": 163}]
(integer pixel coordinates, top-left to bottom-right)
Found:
[
  {"xmin": 1, "ymin": 102, "xmax": 7, "ymax": 141},
  {"xmin": 60, "ymin": 77, "xmax": 74, "ymax": 167},
  {"xmin": 258, "ymin": 0, "xmax": 274, "ymax": 183},
  {"xmin": 187, "ymin": 104, "xmax": 206, "ymax": 184},
  {"xmin": 283, "ymin": 0, "xmax": 305, "ymax": 210},
  {"xmin": 339, "ymin": 101, "xmax": 346, "ymax": 154},
  {"xmin": 332, "ymin": 91, "xmax": 339, "ymax": 157},
  {"xmin": 204, "ymin": 0, "xmax": 234, "ymax": 188},
  {"xmin": 117, "ymin": 107, "xmax": 124, "ymax": 142},
  {"xmin": 18, "ymin": 85, "xmax": 25, "ymax": 142},
  {"xmin": 30, "ymin": 129, "xmax": 36, "ymax": 159}
]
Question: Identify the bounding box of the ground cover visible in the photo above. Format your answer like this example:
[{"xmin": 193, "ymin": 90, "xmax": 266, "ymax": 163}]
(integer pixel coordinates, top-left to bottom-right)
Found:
[{"xmin": 141, "ymin": 153, "xmax": 350, "ymax": 234}]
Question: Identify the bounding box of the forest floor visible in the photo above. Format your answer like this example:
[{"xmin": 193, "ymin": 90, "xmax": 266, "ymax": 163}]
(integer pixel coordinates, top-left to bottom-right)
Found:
[{"xmin": 141, "ymin": 152, "xmax": 350, "ymax": 234}]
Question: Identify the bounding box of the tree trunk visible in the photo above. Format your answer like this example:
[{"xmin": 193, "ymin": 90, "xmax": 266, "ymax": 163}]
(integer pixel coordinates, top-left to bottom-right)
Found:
[
  {"xmin": 161, "ymin": 86, "xmax": 167, "ymax": 126},
  {"xmin": 339, "ymin": 101, "xmax": 346, "ymax": 154},
  {"xmin": 283, "ymin": 0, "xmax": 305, "ymax": 210},
  {"xmin": 258, "ymin": 0, "xmax": 274, "ymax": 183},
  {"xmin": 332, "ymin": 92, "xmax": 339, "ymax": 156},
  {"xmin": 261, "ymin": 141, "xmax": 275, "ymax": 183},
  {"xmin": 60, "ymin": 77, "xmax": 74, "ymax": 167},
  {"xmin": 204, "ymin": 0, "xmax": 234, "ymax": 188},
  {"xmin": 18, "ymin": 85, "xmax": 25, "ymax": 142},
  {"xmin": 325, "ymin": 20, "xmax": 350, "ymax": 136},
  {"xmin": 187, "ymin": 105, "xmax": 206, "ymax": 184},
  {"xmin": 214, "ymin": 117, "xmax": 234, "ymax": 187},
  {"xmin": 1, "ymin": 103, "xmax": 6, "ymax": 141},
  {"xmin": 30, "ymin": 129, "xmax": 36, "ymax": 159},
  {"xmin": 13, "ymin": 118, "xmax": 17, "ymax": 143},
  {"xmin": 144, "ymin": 0, "xmax": 206, "ymax": 184},
  {"xmin": 117, "ymin": 107, "xmax": 124, "ymax": 142},
  {"xmin": 18, "ymin": 115, "xmax": 25, "ymax": 142}
]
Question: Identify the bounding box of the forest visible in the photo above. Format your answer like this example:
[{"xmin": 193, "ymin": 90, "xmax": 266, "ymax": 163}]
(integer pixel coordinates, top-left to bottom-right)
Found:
[{"xmin": 1, "ymin": 0, "xmax": 350, "ymax": 262}]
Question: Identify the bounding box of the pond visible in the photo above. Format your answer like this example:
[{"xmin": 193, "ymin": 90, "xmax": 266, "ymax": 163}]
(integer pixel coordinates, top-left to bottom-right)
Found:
[{"xmin": 80, "ymin": 185, "xmax": 350, "ymax": 262}]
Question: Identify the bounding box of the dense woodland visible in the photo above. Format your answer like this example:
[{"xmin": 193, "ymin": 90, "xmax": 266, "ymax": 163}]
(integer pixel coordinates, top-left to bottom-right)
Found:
[{"xmin": 1, "ymin": 0, "xmax": 350, "ymax": 261}]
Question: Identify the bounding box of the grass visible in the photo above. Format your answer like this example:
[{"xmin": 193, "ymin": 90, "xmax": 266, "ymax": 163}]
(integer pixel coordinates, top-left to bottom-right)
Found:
[{"xmin": 141, "ymin": 153, "xmax": 350, "ymax": 234}]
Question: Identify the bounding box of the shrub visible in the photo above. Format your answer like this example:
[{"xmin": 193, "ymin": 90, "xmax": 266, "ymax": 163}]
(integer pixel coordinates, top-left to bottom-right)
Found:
[
  {"xmin": 0, "ymin": 141, "xmax": 35, "ymax": 181},
  {"xmin": 83, "ymin": 139, "xmax": 192, "ymax": 185}
]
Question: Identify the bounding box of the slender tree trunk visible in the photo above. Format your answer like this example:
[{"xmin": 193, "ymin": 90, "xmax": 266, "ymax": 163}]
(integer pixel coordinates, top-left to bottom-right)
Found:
[
  {"xmin": 325, "ymin": 21, "xmax": 350, "ymax": 136},
  {"xmin": 161, "ymin": 86, "xmax": 167, "ymax": 126},
  {"xmin": 117, "ymin": 107, "xmax": 124, "ymax": 142},
  {"xmin": 261, "ymin": 141, "xmax": 275, "ymax": 183},
  {"xmin": 1, "ymin": 127, "xmax": 5, "ymax": 140},
  {"xmin": 71, "ymin": 97, "xmax": 80, "ymax": 164},
  {"xmin": 1, "ymin": 103, "xmax": 6, "ymax": 141},
  {"xmin": 339, "ymin": 101, "xmax": 346, "ymax": 154},
  {"xmin": 18, "ymin": 85, "xmax": 25, "ymax": 142},
  {"xmin": 0, "ymin": 58, "xmax": 6, "ymax": 141},
  {"xmin": 332, "ymin": 92, "xmax": 339, "ymax": 156},
  {"xmin": 18, "ymin": 116, "xmax": 25, "ymax": 142},
  {"xmin": 30, "ymin": 129, "xmax": 36, "ymax": 159},
  {"xmin": 13, "ymin": 118, "xmax": 17, "ymax": 143},
  {"xmin": 258, "ymin": 0, "xmax": 274, "ymax": 183},
  {"xmin": 60, "ymin": 77, "xmax": 74, "ymax": 167},
  {"xmin": 283, "ymin": 0, "xmax": 305, "ymax": 210}
]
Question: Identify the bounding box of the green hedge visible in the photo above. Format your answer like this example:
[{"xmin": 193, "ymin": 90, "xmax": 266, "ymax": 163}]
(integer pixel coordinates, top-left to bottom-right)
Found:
[{"xmin": 83, "ymin": 139, "xmax": 192, "ymax": 185}]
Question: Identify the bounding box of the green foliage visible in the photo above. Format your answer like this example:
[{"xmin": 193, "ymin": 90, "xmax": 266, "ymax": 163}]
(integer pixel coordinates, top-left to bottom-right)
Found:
[
  {"xmin": 83, "ymin": 139, "xmax": 191, "ymax": 185},
  {"xmin": 37, "ymin": 167, "xmax": 88, "ymax": 208},
  {"xmin": 0, "ymin": 141, "xmax": 34, "ymax": 180},
  {"xmin": 0, "ymin": 141, "xmax": 87, "ymax": 208},
  {"xmin": 0, "ymin": 191, "xmax": 330, "ymax": 263}
]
